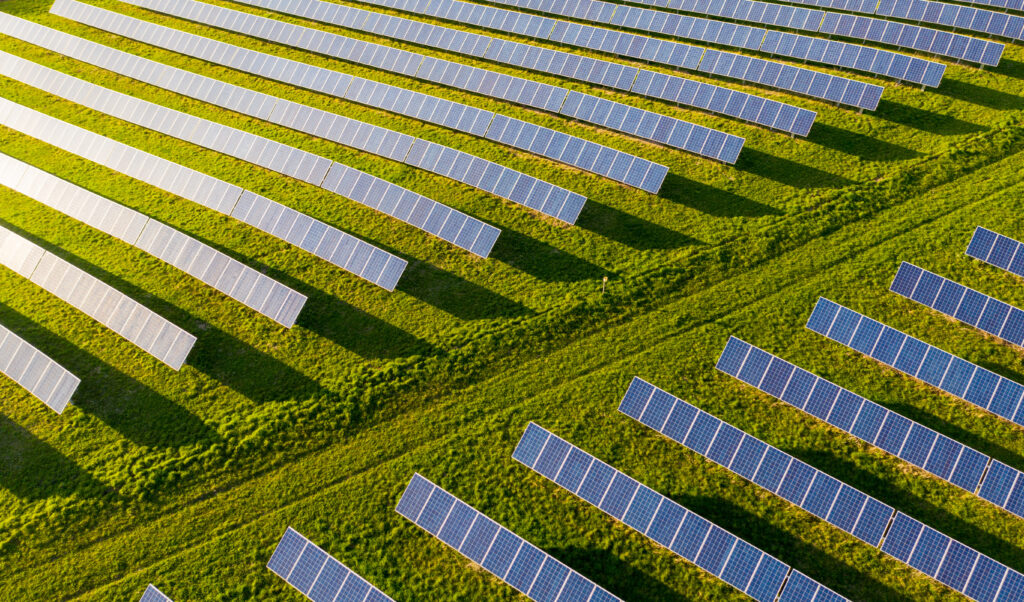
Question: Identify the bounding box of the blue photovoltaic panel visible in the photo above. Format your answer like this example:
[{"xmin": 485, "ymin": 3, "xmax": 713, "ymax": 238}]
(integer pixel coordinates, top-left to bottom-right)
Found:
[
  {"xmin": 267, "ymin": 527, "xmax": 395, "ymax": 602},
  {"xmin": 619, "ymin": 377, "xmax": 895, "ymax": 548},
  {"xmin": 715, "ymin": 336, "xmax": 995, "ymax": 495},
  {"xmin": 967, "ymin": 226, "xmax": 1024, "ymax": 281},
  {"xmin": 395, "ymin": 473, "xmax": 621, "ymax": 602},
  {"xmin": 807, "ymin": 297, "xmax": 1024, "ymax": 430},
  {"xmin": 139, "ymin": 585, "xmax": 172, "ymax": 602},
  {"xmin": 891, "ymin": 262, "xmax": 1024, "ymax": 348},
  {"xmin": 512, "ymin": 423, "xmax": 843, "ymax": 602}
]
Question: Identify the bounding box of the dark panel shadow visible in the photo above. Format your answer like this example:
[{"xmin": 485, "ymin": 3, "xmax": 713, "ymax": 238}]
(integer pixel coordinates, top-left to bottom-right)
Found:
[
  {"xmin": 809, "ymin": 124, "xmax": 922, "ymax": 162},
  {"xmin": 739, "ymin": 147, "xmax": 858, "ymax": 188},
  {"xmin": 0, "ymin": 414, "xmax": 112, "ymax": 500},
  {"xmin": 994, "ymin": 58, "xmax": 1024, "ymax": 82},
  {"xmin": 658, "ymin": 174, "xmax": 782, "ymax": 218},
  {"xmin": 575, "ymin": 200, "xmax": 703, "ymax": 250},
  {"xmin": 932, "ymin": 78, "xmax": 1024, "ymax": 112},
  {"xmin": 395, "ymin": 260, "xmax": 533, "ymax": 321},
  {"xmin": 0, "ymin": 301, "xmax": 218, "ymax": 448},
  {"xmin": 490, "ymin": 228, "xmax": 605, "ymax": 283},
  {"xmin": 548, "ymin": 546, "xmax": 694, "ymax": 602},
  {"xmin": 873, "ymin": 99, "xmax": 988, "ymax": 137}
]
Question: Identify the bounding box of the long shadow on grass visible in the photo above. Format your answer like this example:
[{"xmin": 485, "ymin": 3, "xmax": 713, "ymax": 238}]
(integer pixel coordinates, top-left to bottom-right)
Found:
[
  {"xmin": 739, "ymin": 147, "xmax": 858, "ymax": 188},
  {"xmin": 658, "ymin": 173, "xmax": 781, "ymax": 218},
  {"xmin": 798, "ymin": 449, "xmax": 1024, "ymax": 573},
  {"xmin": 932, "ymin": 78, "xmax": 1024, "ymax": 112},
  {"xmin": 873, "ymin": 99, "xmax": 987, "ymax": 137},
  {"xmin": 810, "ymin": 123, "xmax": 922, "ymax": 163},
  {"xmin": 549, "ymin": 546, "xmax": 695, "ymax": 602},
  {"xmin": 396, "ymin": 260, "xmax": 533, "ymax": 320},
  {"xmin": 0, "ymin": 414, "xmax": 112, "ymax": 500},
  {"xmin": 490, "ymin": 227, "xmax": 606, "ymax": 283},
  {"xmin": 0, "ymin": 300, "xmax": 218, "ymax": 449},
  {"xmin": 576, "ymin": 199, "xmax": 703, "ymax": 249}
]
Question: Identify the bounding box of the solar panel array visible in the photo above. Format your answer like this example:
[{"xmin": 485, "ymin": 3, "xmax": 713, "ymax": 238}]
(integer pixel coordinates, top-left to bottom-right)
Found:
[
  {"xmin": 27, "ymin": 10, "xmax": 586, "ymax": 224},
  {"xmin": 267, "ymin": 527, "xmax": 394, "ymax": 602},
  {"xmin": 395, "ymin": 473, "xmax": 622, "ymax": 602},
  {"xmin": 0, "ymin": 152, "xmax": 308, "ymax": 328},
  {"xmin": 0, "ymin": 97, "xmax": 406, "ymax": 292},
  {"xmin": 341, "ymin": 0, "xmax": 882, "ymax": 111},
  {"xmin": 233, "ymin": 0, "xmax": 819, "ymax": 135},
  {"xmin": 139, "ymin": 584, "xmax": 173, "ymax": 602},
  {"xmin": 891, "ymin": 261, "xmax": 1024, "ymax": 349},
  {"xmin": 512, "ymin": 422, "xmax": 846, "ymax": 602},
  {"xmin": 967, "ymin": 226, "xmax": 1024, "ymax": 280},
  {"xmin": 617, "ymin": 379, "xmax": 1024, "ymax": 602},
  {"xmin": 619, "ymin": 377, "xmax": 895, "ymax": 548},
  {"xmin": 0, "ymin": 322, "xmax": 80, "ymax": 414},
  {"xmin": 56, "ymin": 1, "xmax": 668, "ymax": 191},
  {"xmin": 118, "ymin": 0, "xmax": 745, "ymax": 162},
  {"xmin": 0, "ymin": 51, "xmax": 499, "ymax": 259},
  {"xmin": 0, "ymin": 225, "xmax": 196, "ymax": 370},
  {"xmin": 807, "ymin": 297, "xmax": 1024, "ymax": 429}
]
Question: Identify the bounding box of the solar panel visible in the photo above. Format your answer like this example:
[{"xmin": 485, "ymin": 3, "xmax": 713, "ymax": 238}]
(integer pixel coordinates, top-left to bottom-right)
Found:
[
  {"xmin": 0, "ymin": 99, "xmax": 406, "ymax": 292},
  {"xmin": 117, "ymin": 0, "xmax": 745, "ymax": 163},
  {"xmin": 966, "ymin": 226, "xmax": 1024, "ymax": 281},
  {"xmin": 267, "ymin": 527, "xmax": 395, "ymax": 602},
  {"xmin": 891, "ymin": 261, "xmax": 1024, "ymax": 349},
  {"xmin": 0, "ymin": 225, "xmax": 196, "ymax": 370},
  {"xmin": 512, "ymin": 423, "xmax": 846, "ymax": 602},
  {"xmin": 139, "ymin": 584, "xmax": 173, "ymax": 602},
  {"xmin": 395, "ymin": 473, "xmax": 622, "ymax": 602},
  {"xmin": 0, "ymin": 321, "xmax": 80, "ymax": 414},
  {"xmin": 23, "ymin": 10, "xmax": 585, "ymax": 225},
  {"xmin": 52, "ymin": 0, "xmax": 668, "ymax": 193},
  {"xmin": 807, "ymin": 297, "xmax": 1024, "ymax": 430},
  {"xmin": 0, "ymin": 50, "xmax": 499, "ymax": 259},
  {"xmin": 619, "ymin": 377, "xmax": 895, "ymax": 548}
]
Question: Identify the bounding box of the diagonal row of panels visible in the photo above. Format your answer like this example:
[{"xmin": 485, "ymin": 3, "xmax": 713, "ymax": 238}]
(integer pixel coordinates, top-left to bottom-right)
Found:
[
  {"xmin": 53, "ymin": 0, "xmax": 669, "ymax": 192},
  {"xmin": 0, "ymin": 320, "xmax": 80, "ymax": 414},
  {"xmin": 267, "ymin": 527, "xmax": 394, "ymax": 602}
]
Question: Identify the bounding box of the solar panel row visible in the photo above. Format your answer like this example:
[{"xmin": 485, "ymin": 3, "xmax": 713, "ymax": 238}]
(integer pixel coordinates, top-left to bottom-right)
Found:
[
  {"xmin": 236, "ymin": 0, "xmax": 818, "ymax": 135},
  {"xmin": 139, "ymin": 584, "xmax": 173, "ymax": 602},
  {"xmin": 619, "ymin": 377, "xmax": 896, "ymax": 547},
  {"xmin": 267, "ymin": 527, "xmax": 394, "ymax": 602},
  {"xmin": 28, "ymin": 9, "xmax": 587, "ymax": 224},
  {"xmin": 59, "ymin": 3, "xmax": 669, "ymax": 190},
  {"xmin": 891, "ymin": 262, "xmax": 1024, "ymax": 349},
  {"xmin": 119, "ymin": 0, "xmax": 744, "ymax": 162},
  {"xmin": 967, "ymin": 226, "xmax": 1024, "ymax": 280},
  {"xmin": 0, "ymin": 322, "xmax": 80, "ymax": 414},
  {"xmin": 807, "ymin": 297, "xmax": 1024, "ymax": 429},
  {"xmin": 0, "ymin": 225, "xmax": 196, "ymax": 370},
  {"xmin": 0, "ymin": 98, "xmax": 407, "ymax": 293},
  {"xmin": 477, "ymin": 0, "xmax": 947, "ymax": 85},
  {"xmin": 512, "ymin": 422, "xmax": 846, "ymax": 602},
  {"xmin": 0, "ymin": 51, "xmax": 500, "ymax": 258},
  {"xmin": 395, "ymin": 473, "xmax": 622, "ymax": 602},
  {"xmin": 617, "ymin": 379, "xmax": 1024, "ymax": 602},
  {"xmin": 346, "ymin": 0, "xmax": 880, "ymax": 112},
  {"xmin": 0, "ymin": 150, "xmax": 307, "ymax": 328}
]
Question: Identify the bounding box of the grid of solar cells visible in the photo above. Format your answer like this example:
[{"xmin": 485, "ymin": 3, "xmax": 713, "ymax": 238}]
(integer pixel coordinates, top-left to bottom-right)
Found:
[
  {"xmin": 0, "ymin": 97, "xmax": 405, "ymax": 292},
  {"xmin": 119, "ymin": 0, "xmax": 744, "ymax": 163},
  {"xmin": 0, "ymin": 322, "xmax": 80, "ymax": 414},
  {"xmin": 27, "ymin": 10, "xmax": 585, "ymax": 224},
  {"xmin": 139, "ymin": 585, "xmax": 173, "ymax": 602},
  {"xmin": 395, "ymin": 473, "xmax": 621, "ymax": 602},
  {"xmin": 0, "ymin": 225, "xmax": 196, "ymax": 370},
  {"xmin": 967, "ymin": 226, "xmax": 1024, "ymax": 281},
  {"xmin": 618, "ymin": 377, "xmax": 896, "ymax": 548},
  {"xmin": 53, "ymin": 0, "xmax": 667, "ymax": 194},
  {"xmin": 266, "ymin": 527, "xmax": 394, "ymax": 602},
  {"xmin": 512, "ymin": 422, "xmax": 846, "ymax": 602},
  {"xmin": 714, "ymin": 336, "xmax": 998, "ymax": 498},
  {"xmin": 0, "ymin": 152, "xmax": 308, "ymax": 328},
  {"xmin": 0, "ymin": 51, "xmax": 499, "ymax": 258},
  {"xmin": 807, "ymin": 297, "xmax": 1024, "ymax": 429},
  {"xmin": 880, "ymin": 512, "xmax": 1024, "ymax": 602},
  {"xmin": 342, "ymin": 0, "xmax": 876, "ymax": 113},
  {"xmin": 236, "ymin": 0, "xmax": 817, "ymax": 136},
  {"xmin": 891, "ymin": 261, "xmax": 1024, "ymax": 348}
]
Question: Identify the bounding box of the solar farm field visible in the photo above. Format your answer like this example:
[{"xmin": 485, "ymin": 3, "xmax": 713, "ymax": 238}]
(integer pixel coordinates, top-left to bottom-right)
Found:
[{"xmin": 2, "ymin": 0, "xmax": 1024, "ymax": 599}]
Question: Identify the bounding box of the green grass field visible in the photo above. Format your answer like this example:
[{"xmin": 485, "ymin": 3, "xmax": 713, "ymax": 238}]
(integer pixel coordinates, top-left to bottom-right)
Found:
[{"xmin": 1, "ymin": 0, "xmax": 1024, "ymax": 599}]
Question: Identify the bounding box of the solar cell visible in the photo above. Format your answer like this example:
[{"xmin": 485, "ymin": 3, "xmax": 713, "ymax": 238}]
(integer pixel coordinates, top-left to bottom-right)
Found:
[
  {"xmin": 513, "ymin": 422, "xmax": 844, "ymax": 602},
  {"xmin": 0, "ymin": 97, "xmax": 407, "ymax": 292},
  {"xmin": 807, "ymin": 297, "xmax": 1024, "ymax": 429},
  {"xmin": 0, "ymin": 152, "xmax": 308, "ymax": 328},
  {"xmin": 0, "ymin": 50, "xmax": 500, "ymax": 258},
  {"xmin": 0, "ymin": 320, "xmax": 80, "ymax": 414},
  {"xmin": 967, "ymin": 226, "xmax": 1024, "ymax": 281},
  {"xmin": 53, "ymin": 0, "xmax": 667, "ymax": 192},
  {"xmin": 395, "ymin": 473, "xmax": 621, "ymax": 602},
  {"xmin": 139, "ymin": 585, "xmax": 173, "ymax": 602},
  {"xmin": 267, "ymin": 527, "xmax": 395, "ymax": 601},
  {"xmin": 0, "ymin": 225, "xmax": 195, "ymax": 370}
]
